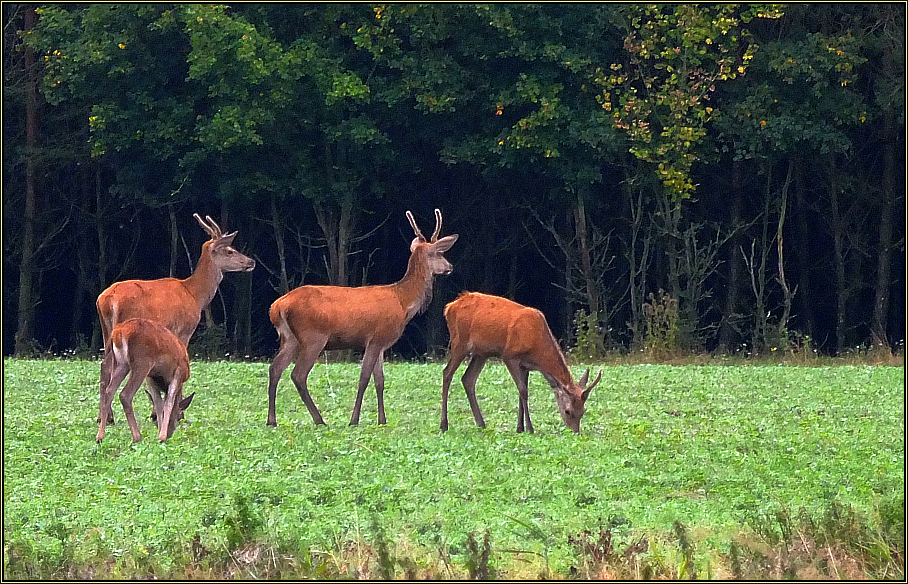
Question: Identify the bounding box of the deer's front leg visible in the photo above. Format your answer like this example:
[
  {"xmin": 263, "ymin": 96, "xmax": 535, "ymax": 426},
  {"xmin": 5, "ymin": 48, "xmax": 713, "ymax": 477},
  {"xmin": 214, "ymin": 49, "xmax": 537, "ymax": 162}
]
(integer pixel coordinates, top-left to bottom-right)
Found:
[
  {"xmin": 351, "ymin": 344, "xmax": 382, "ymax": 426},
  {"xmin": 373, "ymin": 350, "xmax": 386, "ymax": 425},
  {"xmin": 504, "ymin": 359, "xmax": 533, "ymax": 433},
  {"xmin": 145, "ymin": 377, "xmax": 166, "ymax": 425}
]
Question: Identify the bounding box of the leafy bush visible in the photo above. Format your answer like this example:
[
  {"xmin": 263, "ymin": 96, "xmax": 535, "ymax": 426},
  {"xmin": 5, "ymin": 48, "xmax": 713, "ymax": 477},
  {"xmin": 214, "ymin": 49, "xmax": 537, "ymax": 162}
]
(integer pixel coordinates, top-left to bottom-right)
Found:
[{"xmin": 642, "ymin": 289, "xmax": 680, "ymax": 357}]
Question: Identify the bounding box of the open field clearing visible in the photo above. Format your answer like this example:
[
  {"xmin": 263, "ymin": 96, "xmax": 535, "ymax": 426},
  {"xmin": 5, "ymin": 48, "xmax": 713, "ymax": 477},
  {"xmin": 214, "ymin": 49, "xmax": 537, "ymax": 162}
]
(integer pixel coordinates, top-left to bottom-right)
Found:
[{"xmin": 3, "ymin": 359, "xmax": 903, "ymax": 579}]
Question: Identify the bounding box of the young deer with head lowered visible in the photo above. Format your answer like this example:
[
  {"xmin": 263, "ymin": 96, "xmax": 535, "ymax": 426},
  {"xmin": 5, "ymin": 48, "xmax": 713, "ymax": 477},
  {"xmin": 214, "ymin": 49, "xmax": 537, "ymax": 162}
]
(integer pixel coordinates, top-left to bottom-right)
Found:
[
  {"xmin": 267, "ymin": 209, "xmax": 458, "ymax": 427},
  {"xmin": 96, "ymin": 319, "xmax": 195, "ymax": 443},
  {"xmin": 441, "ymin": 292, "xmax": 602, "ymax": 433},
  {"xmin": 96, "ymin": 214, "xmax": 254, "ymax": 423}
]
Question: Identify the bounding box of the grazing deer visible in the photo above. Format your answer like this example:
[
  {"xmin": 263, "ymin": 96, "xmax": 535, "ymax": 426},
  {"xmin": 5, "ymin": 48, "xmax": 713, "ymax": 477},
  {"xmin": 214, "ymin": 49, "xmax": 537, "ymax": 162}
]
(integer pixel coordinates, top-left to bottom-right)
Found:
[
  {"xmin": 96, "ymin": 214, "xmax": 254, "ymax": 423},
  {"xmin": 96, "ymin": 319, "xmax": 195, "ymax": 443},
  {"xmin": 267, "ymin": 209, "xmax": 458, "ymax": 427},
  {"xmin": 441, "ymin": 292, "xmax": 602, "ymax": 433}
]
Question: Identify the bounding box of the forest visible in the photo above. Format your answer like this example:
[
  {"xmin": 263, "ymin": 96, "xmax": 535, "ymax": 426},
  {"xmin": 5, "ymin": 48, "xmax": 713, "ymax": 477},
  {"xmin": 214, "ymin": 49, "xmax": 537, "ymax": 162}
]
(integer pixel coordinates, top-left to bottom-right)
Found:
[{"xmin": 4, "ymin": 3, "xmax": 905, "ymax": 360}]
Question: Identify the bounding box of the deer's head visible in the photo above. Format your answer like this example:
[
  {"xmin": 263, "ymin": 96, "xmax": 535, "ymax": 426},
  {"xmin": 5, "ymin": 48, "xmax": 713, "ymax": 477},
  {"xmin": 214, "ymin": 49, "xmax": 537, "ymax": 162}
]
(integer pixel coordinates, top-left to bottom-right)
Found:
[
  {"xmin": 553, "ymin": 368, "xmax": 602, "ymax": 433},
  {"xmin": 148, "ymin": 390, "xmax": 195, "ymax": 440},
  {"xmin": 194, "ymin": 214, "xmax": 256, "ymax": 274},
  {"xmin": 406, "ymin": 208, "xmax": 458, "ymax": 276}
]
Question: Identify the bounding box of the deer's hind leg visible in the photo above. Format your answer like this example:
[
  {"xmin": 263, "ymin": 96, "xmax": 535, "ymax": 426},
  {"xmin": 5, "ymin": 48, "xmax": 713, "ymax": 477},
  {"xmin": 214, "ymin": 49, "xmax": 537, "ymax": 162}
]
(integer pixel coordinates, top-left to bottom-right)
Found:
[
  {"xmin": 97, "ymin": 342, "xmax": 117, "ymax": 424},
  {"xmin": 119, "ymin": 365, "xmax": 153, "ymax": 443},
  {"xmin": 289, "ymin": 333, "xmax": 329, "ymax": 426},
  {"xmin": 460, "ymin": 354, "xmax": 489, "ymax": 430},
  {"xmin": 440, "ymin": 345, "xmax": 470, "ymax": 431},
  {"xmin": 267, "ymin": 332, "xmax": 299, "ymax": 427},
  {"xmin": 97, "ymin": 355, "xmax": 129, "ymax": 443}
]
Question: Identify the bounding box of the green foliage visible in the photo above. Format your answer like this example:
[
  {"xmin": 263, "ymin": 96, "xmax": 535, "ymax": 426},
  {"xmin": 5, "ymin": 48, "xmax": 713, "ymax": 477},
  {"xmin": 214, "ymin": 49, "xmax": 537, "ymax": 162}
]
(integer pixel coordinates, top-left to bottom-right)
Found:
[
  {"xmin": 597, "ymin": 4, "xmax": 782, "ymax": 199},
  {"xmin": 642, "ymin": 289, "xmax": 680, "ymax": 356},
  {"xmin": 369, "ymin": 514, "xmax": 394, "ymax": 579},
  {"xmin": 2, "ymin": 359, "xmax": 902, "ymax": 578},
  {"xmin": 188, "ymin": 322, "xmax": 229, "ymax": 361},
  {"xmin": 570, "ymin": 309, "xmax": 606, "ymax": 361},
  {"xmin": 714, "ymin": 9, "xmax": 869, "ymax": 160},
  {"xmin": 465, "ymin": 529, "xmax": 492, "ymax": 580}
]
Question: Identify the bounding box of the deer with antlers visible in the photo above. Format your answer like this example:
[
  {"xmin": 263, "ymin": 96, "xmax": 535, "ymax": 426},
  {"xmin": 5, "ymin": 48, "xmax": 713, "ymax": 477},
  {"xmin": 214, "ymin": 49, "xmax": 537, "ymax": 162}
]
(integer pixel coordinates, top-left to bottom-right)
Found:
[
  {"xmin": 267, "ymin": 209, "xmax": 458, "ymax": 427},
  {"xmin": 96, "ymin": 319, "xmax": 195, "ymax": 443},
  {"xmin": 96, "ymin": 213, "xmax": 255, "ymax": 424},
  {"xmin": 441, "ymin": 292, "xmax": 602, "ymax": 433}
]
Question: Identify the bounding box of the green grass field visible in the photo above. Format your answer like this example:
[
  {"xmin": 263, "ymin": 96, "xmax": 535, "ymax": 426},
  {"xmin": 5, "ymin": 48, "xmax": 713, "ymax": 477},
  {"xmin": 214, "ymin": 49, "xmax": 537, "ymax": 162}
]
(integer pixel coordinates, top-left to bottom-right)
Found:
[{"xmin": 3, "ymin": 358, "xmax": 904, "ymax": 578}]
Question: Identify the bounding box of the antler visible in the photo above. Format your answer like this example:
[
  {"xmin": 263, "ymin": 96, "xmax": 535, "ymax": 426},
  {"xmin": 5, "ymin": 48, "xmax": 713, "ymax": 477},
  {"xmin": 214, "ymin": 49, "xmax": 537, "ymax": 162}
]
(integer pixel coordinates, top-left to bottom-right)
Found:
[
  {"xmin": 431, "ymin": 208, "xmax": 442, "ymax": 243},
  {"xmin": 194, "ymin": 213, "xmax": 221, "ymax": 240},
  {"xmin": 406, "ymin": 209, "xmax": 444, "ymax": 243},
  {"xmin": 194, "ymin": 213, "xmax": 237, "ymax": 242},
  {"xmin": 406, "ymin": 210, "xmax": 426, "ymax": 243}
]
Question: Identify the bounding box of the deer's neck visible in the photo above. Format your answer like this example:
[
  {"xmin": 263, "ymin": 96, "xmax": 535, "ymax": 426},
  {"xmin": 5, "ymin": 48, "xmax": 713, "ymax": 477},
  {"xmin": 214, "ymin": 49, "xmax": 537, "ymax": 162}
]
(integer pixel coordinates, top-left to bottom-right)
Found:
[
  {"xmin": 538, "ymin": 328, "xmax": 574, "ymax": 389},
  {"xmin": 182, "ymin": 248, "xmax": 223, "ymax": 312},
  {"xmin": 394, "ymin": 249, "xmax": 434, "ymax": 321}
]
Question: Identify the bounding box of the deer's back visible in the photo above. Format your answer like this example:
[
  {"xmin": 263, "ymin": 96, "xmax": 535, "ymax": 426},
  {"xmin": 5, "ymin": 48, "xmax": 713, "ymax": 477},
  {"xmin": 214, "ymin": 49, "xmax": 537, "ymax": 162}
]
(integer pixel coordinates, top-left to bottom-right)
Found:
[
  {"xmin": 98, "ymin": 279, "xmax": 200, "ymax": 345},
  {"xmin": 110, "ymin": 318, "xmax": 190, "ymax": 380},
  {"xmin": 445, "ymin": 292, "xmax": 550, "ymax": 358},
  {"xmin": 272, "ymin": 285, "xmax": 408, "ymax": 347}
]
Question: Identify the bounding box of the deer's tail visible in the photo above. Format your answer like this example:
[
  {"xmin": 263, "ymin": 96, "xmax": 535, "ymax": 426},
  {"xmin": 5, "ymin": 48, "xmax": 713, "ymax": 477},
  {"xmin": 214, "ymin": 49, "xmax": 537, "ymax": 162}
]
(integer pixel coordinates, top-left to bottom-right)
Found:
[{"xmin": 269, "ymin": 298, "xmax": 293, "ymax": 344}]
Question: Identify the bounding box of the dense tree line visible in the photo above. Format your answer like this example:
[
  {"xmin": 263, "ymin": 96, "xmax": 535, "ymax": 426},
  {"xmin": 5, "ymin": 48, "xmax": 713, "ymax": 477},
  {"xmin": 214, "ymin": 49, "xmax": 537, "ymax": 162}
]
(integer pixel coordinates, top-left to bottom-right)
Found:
[{"xmin": 4, "ymin": 3, "xmax": 904, "ymax": 359}]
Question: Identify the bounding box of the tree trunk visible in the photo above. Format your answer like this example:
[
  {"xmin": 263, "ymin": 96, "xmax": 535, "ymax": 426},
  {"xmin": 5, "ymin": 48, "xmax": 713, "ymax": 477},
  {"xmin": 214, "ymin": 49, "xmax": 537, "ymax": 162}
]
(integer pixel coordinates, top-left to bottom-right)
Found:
[
  {"xmin": 92, "ymin": 168, "xmax": 107, "ymax": 351},
  {"xmin": 573, "ymin": 191, "xmax": 600, "ymax": 317},
  {"xmin": 561, "ymin": 206, "xmax": 574, "ymax": 342},
  {"xmin": 70, "ymin": 168, "xmax": 94, "ymax": 348},
  {"xmin": 791, "ymin": 156, "xmax": 815, "ymax": 341},
  {"xmin": 829, "ymin": 155, "xmax": 847, "ymax": 355},
  {"xmin": 871, "ymin": 110, "xmax": 894, "ymax": 349},
  {"xmin": 271, "ymin": 194, "xmax": 290, "ymax": 295},
  {"xmin": 625, "ymin": 171, "xmax": 650, "ymax": 348},
  {"xmin": 774, "ymin": 159, "xmax": 795, "ymax": 341},
  {"xmin": 313, "ymin": 197, "xmax": 355, "ymax": 287},
  {"xmin": 14, "ymin": 5, "xmax": 38, "ymax": 356},
  {"xmin": 168, "ymin": 204, "xmax": 179, "ymax": 277},
  {"xmin": 719, "ymin": 160, "xmax": 743, "ymax": 351},
  {"xmin": 233, "ymin": 270, "xmax": 253, "ymax": 358}
]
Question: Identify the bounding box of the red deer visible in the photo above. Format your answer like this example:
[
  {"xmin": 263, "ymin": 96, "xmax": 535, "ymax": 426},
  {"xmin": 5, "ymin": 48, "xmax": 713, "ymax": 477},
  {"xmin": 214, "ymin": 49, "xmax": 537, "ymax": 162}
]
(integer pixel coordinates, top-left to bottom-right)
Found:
[
  {"xmin": 267, "ymin": 209, "xmax": 458, "ymax": 427},
  {"xmin": 96, "ymin": 214, "xmax": 254, "ymax": 423},
  {"xmin": 441, "ymin": 292, "xmax": 602, "ymax": 433},
  {"xmin": 96, "ymin": 319, "xmax": 195, "ymax": 443}
]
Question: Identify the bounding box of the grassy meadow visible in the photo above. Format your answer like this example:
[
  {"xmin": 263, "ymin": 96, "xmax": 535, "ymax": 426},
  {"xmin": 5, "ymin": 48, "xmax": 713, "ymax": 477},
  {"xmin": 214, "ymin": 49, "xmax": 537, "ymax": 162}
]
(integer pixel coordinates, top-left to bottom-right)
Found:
[{"xmin": 2, "ymin": 357, "xmax": 904, "ymax": 579}]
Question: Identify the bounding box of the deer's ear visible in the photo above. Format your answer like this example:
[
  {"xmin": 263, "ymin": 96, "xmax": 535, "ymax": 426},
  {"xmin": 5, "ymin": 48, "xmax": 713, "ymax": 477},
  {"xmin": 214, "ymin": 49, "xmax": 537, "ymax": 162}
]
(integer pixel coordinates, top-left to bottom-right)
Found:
[
  {"xmin": 432, "ymin": 234, "xmax": 458, "ymax": 253},
  {"xmin": 581, "ymin": 369, "xmax": 602, "ymax": 402},
  {"xmin": 212, "ymin": 232, "xmax": 238, "ymax": 249},
  {"xmin": 180, "ymin": 392, "xmax": 195, "ymax": 411}
]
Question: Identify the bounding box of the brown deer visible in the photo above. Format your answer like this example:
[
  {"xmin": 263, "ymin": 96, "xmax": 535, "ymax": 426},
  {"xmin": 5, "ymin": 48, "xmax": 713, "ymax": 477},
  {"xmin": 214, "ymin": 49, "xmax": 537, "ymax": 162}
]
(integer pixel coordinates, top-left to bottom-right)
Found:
[
  {"xmin": 441, "ymin": 292, "xmax": 602, "ymax": 433},
  {"xmin": 96, "ymin": 319, "xmax": 195, "ymax": 443},
  {"xmin": 267, "ymin": 209, "xmax": 458, "ymax": 427},
  {"xmin": 96, "ymin": 213, "xmax": 254, "ymax": 423}
]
